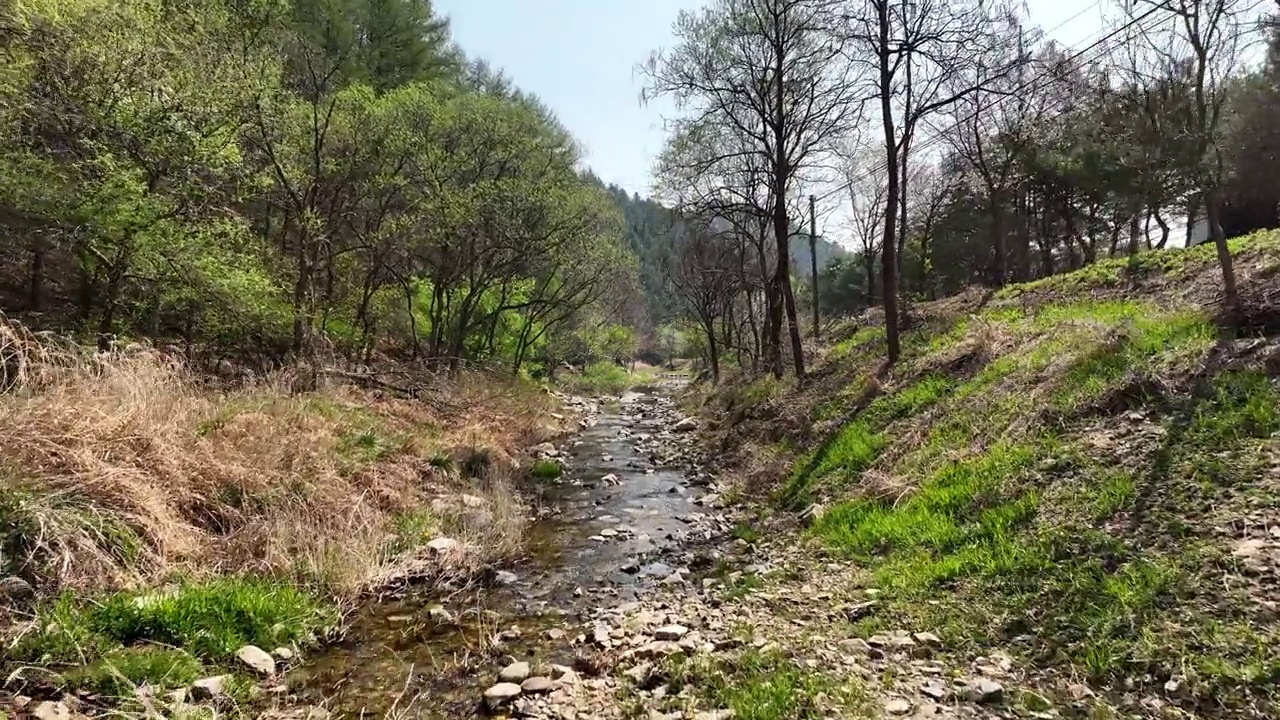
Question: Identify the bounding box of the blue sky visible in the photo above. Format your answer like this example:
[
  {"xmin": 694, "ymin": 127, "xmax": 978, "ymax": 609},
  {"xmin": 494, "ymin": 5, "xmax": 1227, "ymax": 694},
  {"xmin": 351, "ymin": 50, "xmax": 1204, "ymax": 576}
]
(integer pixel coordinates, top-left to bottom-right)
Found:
[{"xmin": 435, "ymin": 1, "xmax": 1106, "ymax": 199}]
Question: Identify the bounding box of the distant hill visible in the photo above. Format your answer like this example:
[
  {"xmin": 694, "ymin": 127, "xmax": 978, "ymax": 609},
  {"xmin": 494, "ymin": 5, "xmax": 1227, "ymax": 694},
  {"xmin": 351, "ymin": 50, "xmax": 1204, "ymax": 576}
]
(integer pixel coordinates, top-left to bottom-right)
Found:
[
  {"xmin": 593, "ymin": 178, "xmax": 849, "ymax": 316},
  {"xmin": 792, "ymin": 231, "xmax": 849, "ymax": 278}
]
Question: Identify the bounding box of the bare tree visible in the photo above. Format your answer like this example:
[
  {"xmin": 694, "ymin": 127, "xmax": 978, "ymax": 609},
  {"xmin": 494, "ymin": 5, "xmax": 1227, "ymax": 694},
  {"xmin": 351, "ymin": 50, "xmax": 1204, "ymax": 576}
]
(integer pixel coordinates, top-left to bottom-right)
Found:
[
  {"xmin": 840, "ymin": 148, "xmax": 889, "ymax": 305},
  {"xmin": 646, "ymin": 0, "xmax": 863, "ymax": 379},
  {"xmin": 844, "ymin": 0, "xmax": 1015, "ymax": 362},
  {"xmin": 1128, "ymin": 0, "xmax": 1251, "ymax": 308},
  {"xmin": 666, "ymin": 222, "xmax": 744, "ymax": 382}
]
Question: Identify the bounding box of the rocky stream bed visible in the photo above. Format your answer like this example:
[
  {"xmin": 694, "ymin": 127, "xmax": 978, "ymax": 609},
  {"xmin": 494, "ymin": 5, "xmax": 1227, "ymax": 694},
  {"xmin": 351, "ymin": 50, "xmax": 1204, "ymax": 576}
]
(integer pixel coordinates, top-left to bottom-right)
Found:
[
  {"xmin": 4, "ymin": 384, "xmax": 1123, "ymax": 720},
  {"xmin": 273, "ymin": 385, "xmax": 1076, "ymax": 720}
]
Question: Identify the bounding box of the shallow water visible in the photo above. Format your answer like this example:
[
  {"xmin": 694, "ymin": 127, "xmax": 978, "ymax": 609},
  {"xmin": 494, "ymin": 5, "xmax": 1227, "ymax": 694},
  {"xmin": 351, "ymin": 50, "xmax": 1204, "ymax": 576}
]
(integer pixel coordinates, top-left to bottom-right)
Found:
[{"xmin": 291, "ymin": 388, "xmax": 698, "ymax": 718}]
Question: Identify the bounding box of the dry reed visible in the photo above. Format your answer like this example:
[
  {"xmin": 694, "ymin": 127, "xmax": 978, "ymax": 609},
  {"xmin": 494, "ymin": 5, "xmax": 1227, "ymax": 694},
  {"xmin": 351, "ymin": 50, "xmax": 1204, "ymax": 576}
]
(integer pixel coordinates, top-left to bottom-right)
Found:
[{"xmin": 0, "ymin": 315, "xmax": 558, "ymax": 599}]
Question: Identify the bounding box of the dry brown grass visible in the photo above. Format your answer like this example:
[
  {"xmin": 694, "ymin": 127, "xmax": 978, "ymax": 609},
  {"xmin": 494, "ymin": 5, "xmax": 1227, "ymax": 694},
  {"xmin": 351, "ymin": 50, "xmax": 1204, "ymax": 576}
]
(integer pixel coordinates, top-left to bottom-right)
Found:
[{"xmin": 0, "ymin": 318, "xmax": 560, "ymax": 600}]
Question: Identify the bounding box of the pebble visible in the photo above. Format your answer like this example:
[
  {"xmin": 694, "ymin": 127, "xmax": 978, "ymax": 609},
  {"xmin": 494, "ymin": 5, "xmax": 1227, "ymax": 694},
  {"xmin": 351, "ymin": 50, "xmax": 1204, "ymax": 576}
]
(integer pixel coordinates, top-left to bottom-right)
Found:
[{"xmin": 884, "ymin": 698, "xmax": 913, "ymax": 715}]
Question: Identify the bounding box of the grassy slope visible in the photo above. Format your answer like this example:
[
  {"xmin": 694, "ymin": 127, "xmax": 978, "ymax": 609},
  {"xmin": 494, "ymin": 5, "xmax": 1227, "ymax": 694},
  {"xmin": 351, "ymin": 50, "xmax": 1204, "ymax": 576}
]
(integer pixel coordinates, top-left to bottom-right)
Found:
[
  {"xmin": 0, "ymin": 327, "xmax": 559, "ymax": 711},
  {"xmin": 707, "ymin": 231, "xmax": 1280, "ymax": 715}
]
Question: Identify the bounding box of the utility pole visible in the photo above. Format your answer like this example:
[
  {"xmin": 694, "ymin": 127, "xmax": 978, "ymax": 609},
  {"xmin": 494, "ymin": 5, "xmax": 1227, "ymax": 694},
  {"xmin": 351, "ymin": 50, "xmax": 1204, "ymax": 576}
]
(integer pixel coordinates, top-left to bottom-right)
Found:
[{"xmin": 809, "ymin": 194, "xmax": 819, "ymax": 340}]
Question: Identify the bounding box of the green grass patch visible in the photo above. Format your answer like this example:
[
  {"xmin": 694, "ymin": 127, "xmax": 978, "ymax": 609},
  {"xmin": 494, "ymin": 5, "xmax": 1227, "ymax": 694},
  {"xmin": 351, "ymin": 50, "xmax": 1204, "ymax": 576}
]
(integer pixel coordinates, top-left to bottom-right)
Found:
[
  {"xmin": 15, "ymin": 578, "xmax": 337, "ymax": 668},
  {"xmin": 560, "ymin": 361, "xmax": 633, "ymax": 396},
  {"xmin": 814, "ymin": 442, "xmax": 1039, "ymax": 558},
  {"xmin": 663, "ymin": 649, "xmax": 863, "ymax": 720},
  {"xmin": 731, "ymin": 523, "xmax": 762, "ymax": 545},
  {"xmin": 783, "ymin": 374, "xmax": 955, "ymax": 509},
  {"xmin": 530, "ymin": 458, "xmax": 563, "ymax": 480},
  {"xmin": 1188, "ymin": 370, "xmax": 1280, "ymax": 446},
  {"xmin": 336, "ymin": 428, "xmax": 403, "ymax": 464},
  {"xmin": 65, "ymin": 646, "xmax": 204, "ymax": 696},
  {"xmin": 829, "ymin": 326, "xmax": 885, "ymax": 359},
  {"xmin": 388, "ymin": 510, "xmax": 440, "ymax": 555}
]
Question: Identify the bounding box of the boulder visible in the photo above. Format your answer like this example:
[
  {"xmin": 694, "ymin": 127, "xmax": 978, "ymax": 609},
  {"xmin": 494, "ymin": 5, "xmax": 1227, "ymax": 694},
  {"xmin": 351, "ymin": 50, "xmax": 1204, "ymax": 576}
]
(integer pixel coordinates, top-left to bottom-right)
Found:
[
  {"xmin": 235, "ymin": 645, "xmax": 276, "ymax": 675},
  {"xmin": 520, "ymin": 676, "xmax": 554, "ymax": 694},
  {"xmin": 272, "ymin": 647, "xmax": 296, "ymax": 661},
  {"xmin": 483, "ymin": 682, "xmax": 522, "ymax": 710},
  {"xmin": 912, "ymin": 631, "xmax": 942, "ymax": 646},
  {"xmin": 967, "ymin": 679, "xmax": 1004, "ymax": 704},
  {"xmin": 189, "ymin": 676, "xmax": 229, "ymax": 702},
  {"xmin": 499, "ymin": 660, "xmax": 531, "ymax": 683}
]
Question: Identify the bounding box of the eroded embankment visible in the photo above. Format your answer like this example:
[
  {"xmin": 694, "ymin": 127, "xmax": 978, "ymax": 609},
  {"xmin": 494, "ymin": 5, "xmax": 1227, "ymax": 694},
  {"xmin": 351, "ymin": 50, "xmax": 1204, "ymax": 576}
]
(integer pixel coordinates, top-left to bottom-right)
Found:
[{"xmin": 671, "ymin": 232, "xmax": 1280, "ymax": 720}]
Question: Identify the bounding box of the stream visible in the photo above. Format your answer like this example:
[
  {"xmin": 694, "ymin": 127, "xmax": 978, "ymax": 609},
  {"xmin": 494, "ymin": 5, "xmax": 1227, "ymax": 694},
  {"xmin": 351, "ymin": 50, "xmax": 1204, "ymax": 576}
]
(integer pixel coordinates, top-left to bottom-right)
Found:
[{"xmin": 291, "ymin": 383, "xmax": 716, "ymax": 718}]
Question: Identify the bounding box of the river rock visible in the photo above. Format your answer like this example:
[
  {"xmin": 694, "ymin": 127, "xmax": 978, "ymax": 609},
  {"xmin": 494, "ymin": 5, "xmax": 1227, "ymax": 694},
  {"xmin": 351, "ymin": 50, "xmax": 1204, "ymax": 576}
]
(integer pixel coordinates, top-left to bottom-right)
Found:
[
  {"xmin": 262, "ymin": 707, "xmax": 329, "ymax": 720},
  {"xmin": 189, "ymin": 675, "xmax": 228, "ymax": 701},
  {"xmin": 967, "ymin": 679, "xmax": 1004, "ymax": 704},
  {"xmin": 533, "ymin": 442, "xmax": 559, "ymax": 457},
  {"xmin": 921, "ymin": 683, "xmax": 949, "ymax": 701},
  {"xmin": 642, "ymin": 562, "xmax": 674, "ymax": 579},
  {"xmin": 483, "ymin": 682, "xmax": 522, "ymax": 709},
  {"xmin": 0, "ymin": 576, "xmax": 34, "ymax": 606},
  {"xmin": 601, "ymin": 473, "xmax": 620, "ymax": 485},
  {"xmin": 654, "ymin": 624, "xmax": 688, "ymax": 641},
  {"xmin": 272, "ymin": 647, "xmax": 295, "ymax": 661},
  {"xmin": 494, "ymin": 570, "xmax": 519, "ymax": 586},
  {"xmin": 672, "ymin": 417, "xmax": 698, "ymax": 432},
  {"xmin": 499, "ymin": 661, "xmax": 531, "ymax": 683},
  {"xmin": 635, "ymin": 640, "xmax": 679, "ymax": 658},
  {"xmin": 426, "ymin": 536, "xmax": 460, "ymax": 554},
  {"xmin": 521, "ymin": 676, "xmax": 554, "ymax": 694},
  {"xmin": 31, "ymin": 701, "xmax": 71, "ymax": 720},
  {"xmin": 884, "ymin": 698, "xmax": 914, "ymax": 715},
  {"xmin": 692, "ymin": 711, "xmax": 733, "ymax": 720},
  {"xmin": 235, "ymin": 645, "xmax": 276, "ymax": 675},
  {"xmin": 913, "ymin": 631, "xmax": 942, "ymax": 646}
]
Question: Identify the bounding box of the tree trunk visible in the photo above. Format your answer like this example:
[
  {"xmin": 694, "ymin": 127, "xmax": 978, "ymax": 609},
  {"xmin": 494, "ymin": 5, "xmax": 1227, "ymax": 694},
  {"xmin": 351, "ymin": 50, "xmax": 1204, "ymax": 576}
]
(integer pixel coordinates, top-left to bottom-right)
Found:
[
  {"xmin": 292, "ymin": 233, "xmax": 312, "ymax": 354},
  {"xmin": 705, "ymin": 320, "xmax": 720, "ymax": 383},
  {"xmin": 1206, "ymin": 191, "xmax": 1239, "ymax": 309},
  {"xmin": 809, "ymin": 195, "xmax": 819, "ymax": 340},
  {"xmin": 27, "ymin": 236, "xmax": 46, "ymax": 312},
  {"xmin": 990, "ymin": 199, "xmax": 1006, "ymax": 286},
  {"xmin": 878, "ymin": 1, "xmax": 901, "ymax": 364},
  {"xmin": 1127, "ymin": 205, "xmax": 1141, "ymax": 257},
  {"xmin": 781, "ymin": 267, "xmax": 805, "ymax": 378},
  {"xmin": 1153, "ymin": 210, "xmax": 1171, "ymax": 249}
]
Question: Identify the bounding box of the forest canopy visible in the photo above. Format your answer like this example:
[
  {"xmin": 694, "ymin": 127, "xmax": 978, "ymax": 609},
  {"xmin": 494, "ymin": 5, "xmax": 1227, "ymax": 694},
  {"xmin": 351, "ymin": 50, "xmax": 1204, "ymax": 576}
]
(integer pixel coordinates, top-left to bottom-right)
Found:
[{"xmin": 0, "ymin": 0, "xmax": 642, "ymax": 375}]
